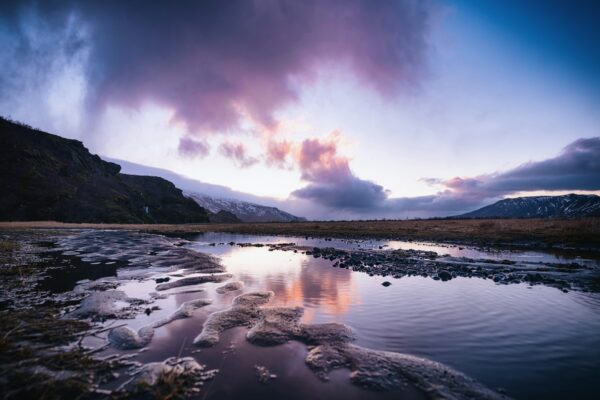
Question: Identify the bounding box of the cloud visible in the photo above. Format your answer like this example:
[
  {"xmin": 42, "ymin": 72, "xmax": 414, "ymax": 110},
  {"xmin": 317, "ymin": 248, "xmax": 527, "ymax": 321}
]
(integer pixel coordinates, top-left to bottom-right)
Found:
[
  {"xmin": 393, "ymin": 136, "xmax": 600, "ymax": 216},
  {"xmin": 291, "ymin": 136, "xmax": 600, "ymax": 218},
  {"xmin": 434, "ymin": 137, "xmax": 600, "ymax": 197},
  {"xmin": 178, "ymin": 136, "xmax": 210, "ymax": 159},
  {"xmin": 0, "ymin": 0, "xmax": 434, "ymax": 135},
  {"xmin": 218, "ymin": 141, "xmax": 259, "ymax": 168},
  {"xmin": 291, "ymin": 133, "xmax": 388, "ymax": 209},
  {"xmin": 265, "ymin": 139, "xmax": 293, "ymax": 168}
]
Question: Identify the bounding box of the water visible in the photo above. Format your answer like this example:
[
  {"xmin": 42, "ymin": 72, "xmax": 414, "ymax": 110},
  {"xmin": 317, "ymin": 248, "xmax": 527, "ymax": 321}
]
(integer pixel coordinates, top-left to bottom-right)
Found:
[
  {"xmin": 50, "ymin": 230, "xmax": 599, "ymax": 399},
  {"xmin": 178, "ymin": 232, "xmax": 600, "ymax": 400},
  {"xmin": 193, "ymin": 231, "xmax": 600, "ymax": 267}
]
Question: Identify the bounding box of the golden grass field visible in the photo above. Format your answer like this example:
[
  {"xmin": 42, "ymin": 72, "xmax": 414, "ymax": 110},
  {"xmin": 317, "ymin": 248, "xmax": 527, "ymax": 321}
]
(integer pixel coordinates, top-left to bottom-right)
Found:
[{"xmin": 1, "ymin": 218, "xmax": 599, "ymax": 249}]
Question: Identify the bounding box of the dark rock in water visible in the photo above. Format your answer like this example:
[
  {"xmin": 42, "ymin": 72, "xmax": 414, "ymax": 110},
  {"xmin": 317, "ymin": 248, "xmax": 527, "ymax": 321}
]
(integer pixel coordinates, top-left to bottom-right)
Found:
[
  {"xmin": 382, "ymin": 281, "xmax": 391, "ymax": 287},
  {"xmin": 0, "ymin": 117, "xmax": 209, "ymax": 223},
  {"xmin": 155, "ymin": 277, "xmax": 170, "ymax": 284},
  {"xmin": 437, "ymin": 270, "xmax": 452, "ymax": 281},
  {"xmin": 526, "ymin": 273, "xmax": 544, "ymax": 283}
]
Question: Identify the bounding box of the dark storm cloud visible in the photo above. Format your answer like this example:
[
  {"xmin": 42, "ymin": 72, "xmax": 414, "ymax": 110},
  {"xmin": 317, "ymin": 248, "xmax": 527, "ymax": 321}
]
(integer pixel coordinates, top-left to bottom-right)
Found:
[
  {"xmin": 293, "ymin": 179, "xmax": 388, "ymax": 210},
  {"xmin": 0, "ymin": 0, "xmax": 433, "ymax": 134}
]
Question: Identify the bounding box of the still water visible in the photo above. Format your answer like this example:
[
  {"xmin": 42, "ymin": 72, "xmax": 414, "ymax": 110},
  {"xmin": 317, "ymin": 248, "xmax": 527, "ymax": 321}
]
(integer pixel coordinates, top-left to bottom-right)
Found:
[
  {"xmin": 176, "ymin": 233, "xmax": 600, "ymax": 400},
  {"xmin": 65, "ymin": 230, "xmax": 600, "ymax": 399}
]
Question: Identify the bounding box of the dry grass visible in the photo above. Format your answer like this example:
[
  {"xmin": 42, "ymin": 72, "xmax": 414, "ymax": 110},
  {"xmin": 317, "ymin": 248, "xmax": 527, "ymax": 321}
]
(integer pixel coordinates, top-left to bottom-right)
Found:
[{"xmin": 1, "ymin": 218, "xmax": 599, "ymax": 249}]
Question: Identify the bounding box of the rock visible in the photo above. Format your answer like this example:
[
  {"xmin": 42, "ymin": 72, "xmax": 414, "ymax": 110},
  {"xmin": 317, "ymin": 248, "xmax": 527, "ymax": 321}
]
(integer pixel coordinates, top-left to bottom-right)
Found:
[
  {"xmin": 382, "ymin": 281, "xmax": 391, "ymax": 287},
  {"xmin": 216, "ymin": 281, "xmax": 244, "ymax": 294},
  {"xmin": 124, "ymin": 356, "xmax": 218, "ymax": 396},
  {"xmin": 193, "ymin": 291, "xmax": 273, "ymax": 346},
  {"xmin": 254, "ymin": 365, "xmax": 277, "ymax": 384},
  {"xmin": 151, "ymin": 298, "xmax": 212, "ymax": 329},
  {"xmin": 108, "ymin": 325, "xmax": 154, "ymax": 349},
  {"xmin": 246, "ymin": 307, "xmax": 304, "ymax": 345},
  {"xmin": 156, "ymin": 274, "xmax": 233, "ymax": 291},
  {"xmin": 68, "ymin": 290, "xmax": 136, "ymax": 320},
  {"xmin": 108, "ymin": 299, "xmax": 211, "ymax": 349},
  {"xmin": 437, "ymin": 270, "xmax": 452, "ymax": 281}
]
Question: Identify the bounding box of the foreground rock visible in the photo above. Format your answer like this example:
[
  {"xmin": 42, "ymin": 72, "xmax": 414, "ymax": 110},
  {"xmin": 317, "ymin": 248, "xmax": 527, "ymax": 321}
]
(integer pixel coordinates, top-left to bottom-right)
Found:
[
  {"xmin": 195, "ymin": 292, "xmax": 510, "ymax": 399},
  {"xmin": 193, "ymin": 291, "xmax": 273, "ymax": 346},
  {"xmin": 119, "ymin": 357, "xmax": 218, "ymax": 398},
  {"xmin": 68, "ymin": 290, "xmax": 145, "ymax": 321},
  {"xmin": 156, "ymin": 274, "xmax": 233, "ymax": 291},
  {"xmin": 108, "ymin": 299, "xmax": 212, "ymax": 349},
  {"xmin": 216, "ymin": 280, "xmax": 244, "ymax": 294}
]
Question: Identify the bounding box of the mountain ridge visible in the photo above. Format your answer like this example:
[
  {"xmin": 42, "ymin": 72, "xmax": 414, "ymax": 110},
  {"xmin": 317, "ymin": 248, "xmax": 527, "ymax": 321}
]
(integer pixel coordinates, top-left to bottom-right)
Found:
[
  {"xmin": 187, "ymin": 193, "xmax": 305, "ymax": 222},
  {"xmin": 457, "ymin": 194, "xmax": 600, "ymax": 219}
]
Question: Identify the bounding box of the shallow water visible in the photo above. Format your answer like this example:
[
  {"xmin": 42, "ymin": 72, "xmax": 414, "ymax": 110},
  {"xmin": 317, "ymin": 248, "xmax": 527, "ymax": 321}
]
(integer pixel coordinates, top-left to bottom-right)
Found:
[
  {"xmin": 178, "ymin": 232, "xmax": 600, "ymax": 400},
  {"xmin": 193, "ymin": 231, "xmax": 600, "ymax": 267},
  {"xmin": 48, "ymin": 230, "xmax": 600, "ymax": 399}
]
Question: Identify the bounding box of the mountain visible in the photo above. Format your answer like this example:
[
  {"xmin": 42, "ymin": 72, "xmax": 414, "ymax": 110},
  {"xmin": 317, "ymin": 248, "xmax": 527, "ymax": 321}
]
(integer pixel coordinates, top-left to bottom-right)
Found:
[
  {"xmin": 107, "ymin": 157, "xmax": 285, "ymax": 206},
  {"xmin": 457, "ymin": 194, "xmax": 600, "ymax": 219},
  {"xmin": 0, "ymin": 117, "xmax": 209, "ymax": 223},
  {"xmin": 209, "ymin": 210, "xmax": 243, "ymax": 223},
  {"xmin": 108, "ymin": 158, "xmax": 306, "ymax": 222},
  {"xmin": 187, "ymin": 193, "xmax": 305, "ymax": 222}
]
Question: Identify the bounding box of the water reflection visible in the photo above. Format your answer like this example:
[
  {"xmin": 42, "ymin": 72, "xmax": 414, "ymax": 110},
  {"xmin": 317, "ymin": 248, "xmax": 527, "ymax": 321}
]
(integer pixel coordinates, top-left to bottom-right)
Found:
[
  {"xmin": 216, "ymin": 246, "xmax": 360, "ymax": 322},
  {"xmin": 191, "ymin": 232, "xmax": 600, "ymax": 267},
  {"xmin": 189, "ymin": 235, "xmax": 600, "ymax": 400}
]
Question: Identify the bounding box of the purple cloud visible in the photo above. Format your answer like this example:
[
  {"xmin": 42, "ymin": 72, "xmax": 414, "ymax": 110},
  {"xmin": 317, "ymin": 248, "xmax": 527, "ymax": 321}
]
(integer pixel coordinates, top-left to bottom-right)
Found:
[
  {"xmin": 292, "ymin": 134, "xmax": 388, "ymax": 209},
  {"xmin": 178, "ymin": 136, "xmax": 210, "ymax": 159},
  {"xmin": 219, "ymin": 141, "xmax": 258, "ymax": 168},
  {"xmin": 293, "ymin": 136, "xmax": 600, "ymax": 217},
  {"xmin": 1, "ymin": 0, "xmax": 433, "ymax": 134},
  {"xmin": 435, "ymin": 137, "xmax": 600, "ymax": 197}
]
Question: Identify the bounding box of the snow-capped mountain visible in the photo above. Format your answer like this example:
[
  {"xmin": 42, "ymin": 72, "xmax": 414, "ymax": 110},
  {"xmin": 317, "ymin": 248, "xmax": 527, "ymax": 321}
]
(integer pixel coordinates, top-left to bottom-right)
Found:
[
  {"xmin": 187, "ymin": 193, "xmax": 305, "ymax": 222},
  {"xmin": 458, "ymin": 194, "xmax": 600, "ymax": 219}
]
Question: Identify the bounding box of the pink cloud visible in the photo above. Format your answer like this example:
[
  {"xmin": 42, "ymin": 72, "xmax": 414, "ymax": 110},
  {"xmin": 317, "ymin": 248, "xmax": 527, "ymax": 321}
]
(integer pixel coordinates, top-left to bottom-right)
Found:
[
  {"xmin": 219, "ymin": 141, "xmax": 259, "ymax": 168},
  {"xmin": 265, "ymin": 139, "xmax": 293, "ymax": 168}
]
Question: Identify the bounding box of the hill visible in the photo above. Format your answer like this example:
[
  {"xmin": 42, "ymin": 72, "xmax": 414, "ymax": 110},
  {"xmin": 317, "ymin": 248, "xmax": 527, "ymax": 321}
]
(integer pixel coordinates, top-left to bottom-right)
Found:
[{"xmin": 0, "ymin": 117, "xmax": 209, "ymax": 223}]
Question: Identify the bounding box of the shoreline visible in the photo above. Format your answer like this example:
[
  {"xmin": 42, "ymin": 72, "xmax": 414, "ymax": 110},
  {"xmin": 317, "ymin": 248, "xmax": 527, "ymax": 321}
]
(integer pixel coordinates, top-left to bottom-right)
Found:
[{"xmin": 1, "ymin": 218, "xmax": 599, "ymax": 253}]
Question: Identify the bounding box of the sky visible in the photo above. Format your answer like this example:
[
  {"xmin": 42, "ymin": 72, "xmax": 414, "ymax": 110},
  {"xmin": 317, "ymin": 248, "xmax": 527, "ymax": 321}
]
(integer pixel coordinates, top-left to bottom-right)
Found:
[{"xmin": 1, "ymin": 0, "xmax": 599, "ymax": 219}]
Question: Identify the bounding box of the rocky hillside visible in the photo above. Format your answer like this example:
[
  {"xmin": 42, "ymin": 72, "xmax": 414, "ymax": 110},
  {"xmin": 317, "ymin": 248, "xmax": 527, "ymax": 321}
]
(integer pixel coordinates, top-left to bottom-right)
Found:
[
  {"xmin": 0, "ymin": 117, "xmax": 209, "ymax": 223},
  {"xmin": 187, "ymin": 193, "xmax": 305, "ymax": 222},
  {"xmin": 458, "ymin": 194, "xmax": 600, "ymax": 219}
]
